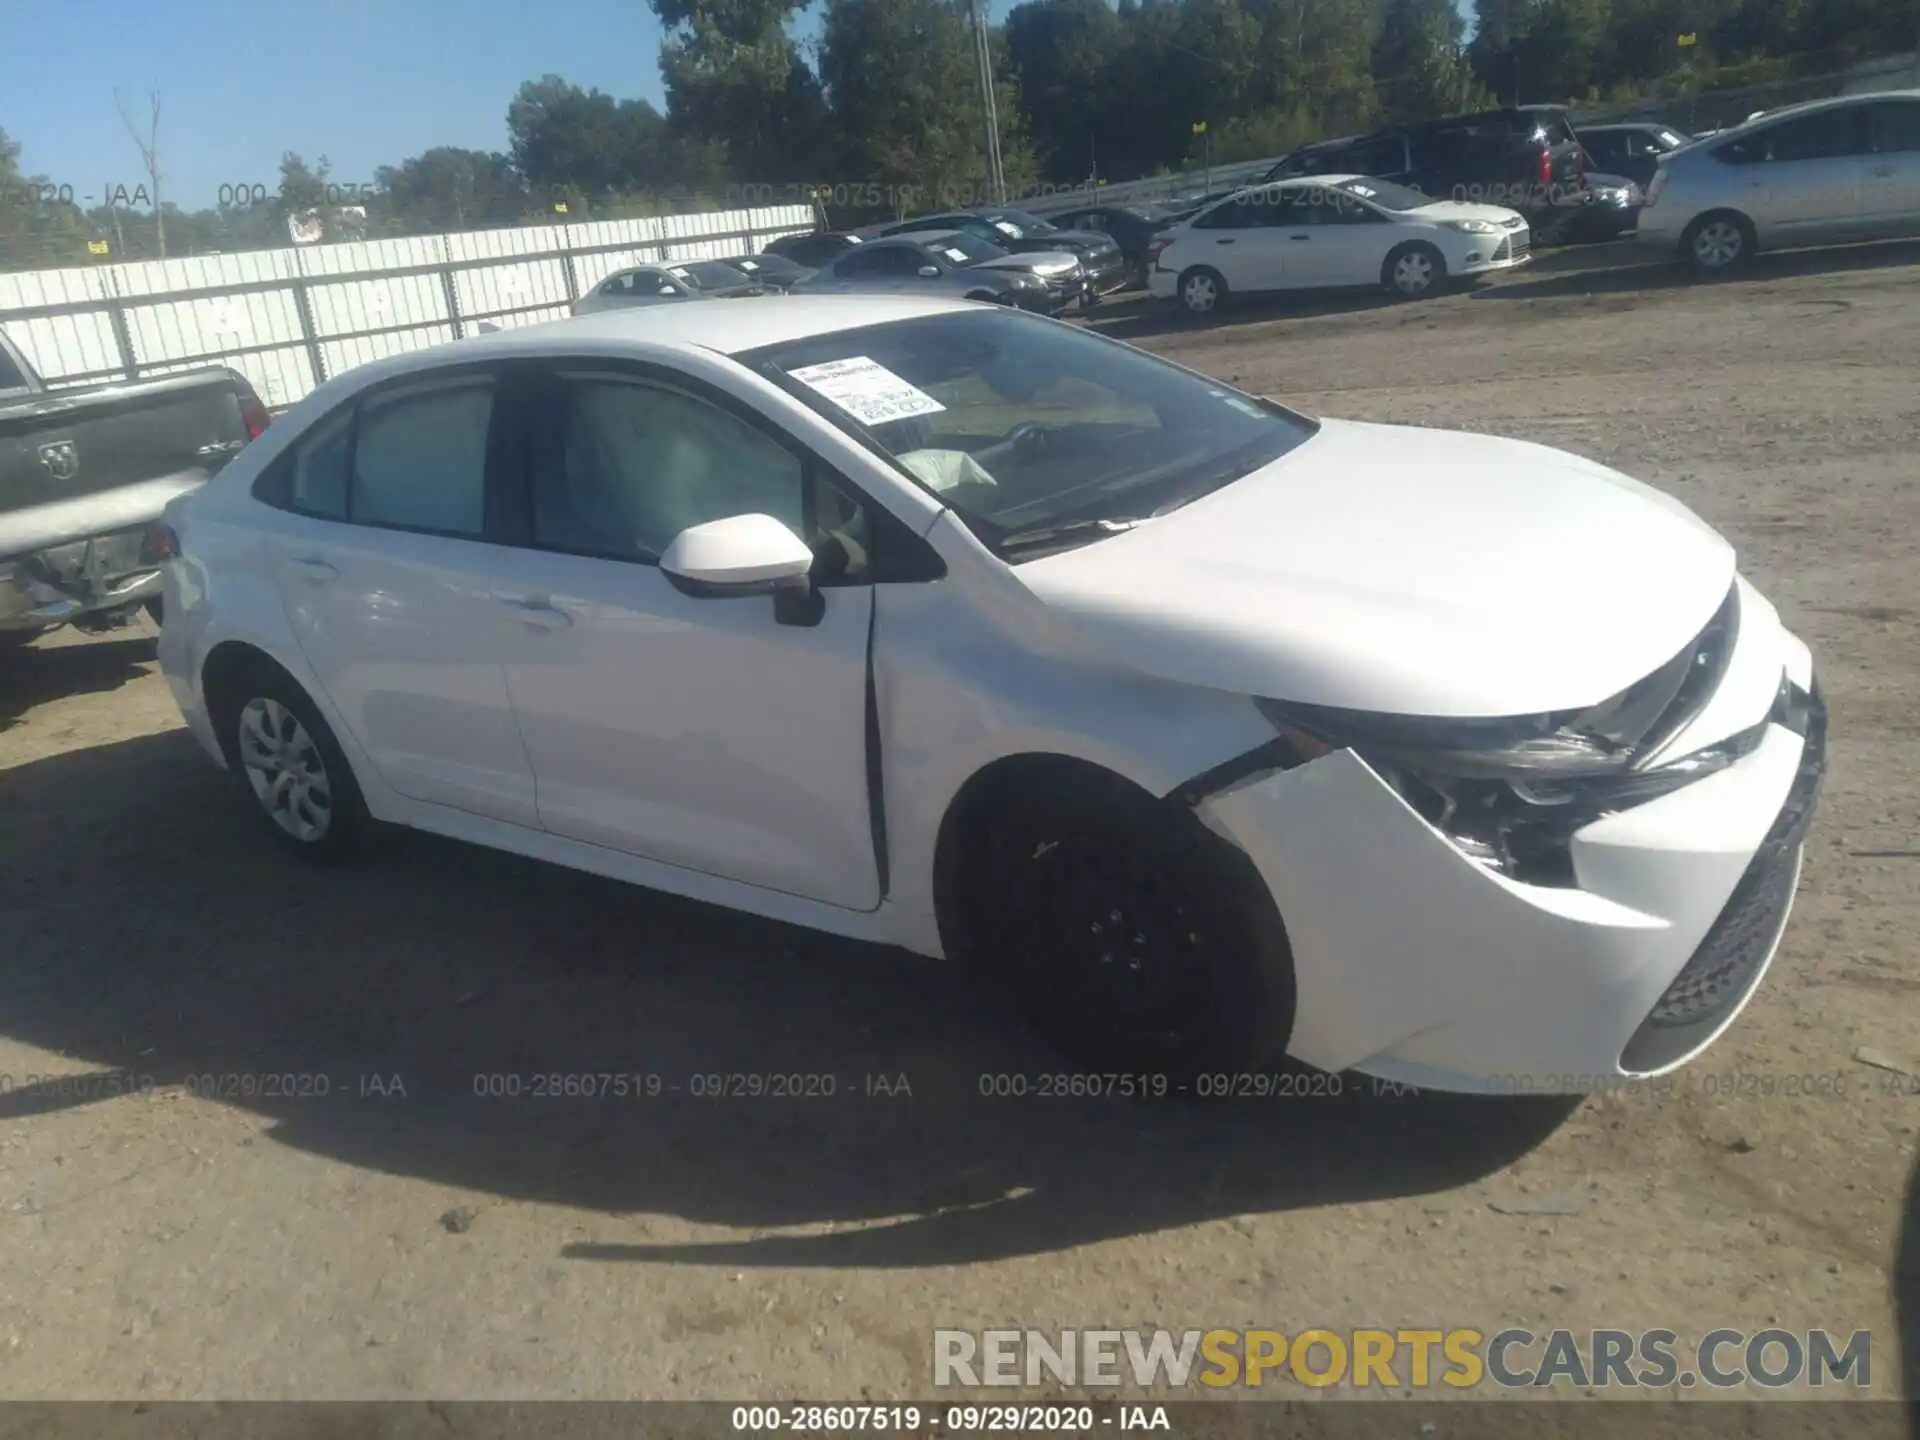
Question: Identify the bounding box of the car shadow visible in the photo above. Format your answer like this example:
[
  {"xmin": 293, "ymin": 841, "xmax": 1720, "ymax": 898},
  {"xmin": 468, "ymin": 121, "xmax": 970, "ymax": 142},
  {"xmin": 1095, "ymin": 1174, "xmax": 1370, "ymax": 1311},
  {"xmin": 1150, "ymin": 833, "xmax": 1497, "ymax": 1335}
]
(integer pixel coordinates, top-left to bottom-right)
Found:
[
  {"xmin": 0, "ymin": 731, "xmax": 1575, "ymax": 1268},
  {"xmin": 1476, "ymin": 237, "xmax": 1920, "ymax": 303},
  {"xmin": 1084, "ymin": 287, "xmax": 1407, "ymax": 342},
  {"xmin": 0, "ymin": 630, "xmax": 158, "ymax": 732}
]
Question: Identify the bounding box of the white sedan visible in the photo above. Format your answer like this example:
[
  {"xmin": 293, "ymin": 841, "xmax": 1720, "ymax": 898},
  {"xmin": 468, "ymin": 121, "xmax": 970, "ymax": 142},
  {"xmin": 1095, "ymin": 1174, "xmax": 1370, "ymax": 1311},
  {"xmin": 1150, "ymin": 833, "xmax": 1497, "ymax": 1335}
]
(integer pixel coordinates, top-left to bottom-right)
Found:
[
  {"xmin": 1147, "ymin": 175, "xmax": 1532, "ymax": 314},
  {"xmin": 153, "ymin": 295, "xmax": 1823, "ymax": 1093}
]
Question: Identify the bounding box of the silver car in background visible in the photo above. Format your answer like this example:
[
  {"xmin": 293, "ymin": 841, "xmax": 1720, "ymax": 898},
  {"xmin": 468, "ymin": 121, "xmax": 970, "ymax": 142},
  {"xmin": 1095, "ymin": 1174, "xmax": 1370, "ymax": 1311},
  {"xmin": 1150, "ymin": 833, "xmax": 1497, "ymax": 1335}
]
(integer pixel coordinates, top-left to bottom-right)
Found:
[
  {"xmin": 1638, "ymin": 90, "xmax": 1920, "ymax": 275},
  {"xmin": 570, "ymin": 265, "xmax": 706, "ymax": 316}
]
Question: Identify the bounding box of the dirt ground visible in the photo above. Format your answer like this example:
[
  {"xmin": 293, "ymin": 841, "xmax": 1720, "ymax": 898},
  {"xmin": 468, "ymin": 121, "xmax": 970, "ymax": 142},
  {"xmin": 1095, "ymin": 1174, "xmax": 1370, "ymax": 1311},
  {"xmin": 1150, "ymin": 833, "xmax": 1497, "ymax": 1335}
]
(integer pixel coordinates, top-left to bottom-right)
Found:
[{"xmin": 2, "ymin": 241, "xmax": 1918, "ymax": 1403}]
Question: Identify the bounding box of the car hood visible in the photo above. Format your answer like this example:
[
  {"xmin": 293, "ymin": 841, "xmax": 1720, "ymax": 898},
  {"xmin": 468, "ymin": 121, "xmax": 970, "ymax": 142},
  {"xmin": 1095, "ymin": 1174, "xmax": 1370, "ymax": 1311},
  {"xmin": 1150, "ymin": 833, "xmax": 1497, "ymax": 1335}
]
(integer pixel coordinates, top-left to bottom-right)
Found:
[
  {"xmin": 1014, "ymin": 418, "xmax": 1736, "ymax": 718},
  {"xmin": 1407, "ymin": 199, "xmax": 1527, "ymax": 227},
  {"xmin": 968, "ymin": 252, "xmax": 1078, "ymax": 277}
]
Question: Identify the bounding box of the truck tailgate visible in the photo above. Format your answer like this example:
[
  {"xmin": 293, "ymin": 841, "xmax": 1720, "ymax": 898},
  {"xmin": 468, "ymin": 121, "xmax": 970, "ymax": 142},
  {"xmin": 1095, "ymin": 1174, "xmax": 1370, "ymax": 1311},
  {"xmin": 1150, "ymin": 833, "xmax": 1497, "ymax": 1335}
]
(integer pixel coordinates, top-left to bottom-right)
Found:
[
  {"xmin": 0, "ymin": 368, "xmax": 250, "ymax": 521},
  {"xmin": 0, "ymin": 468, "xmax": 209, "ymax": 557}
]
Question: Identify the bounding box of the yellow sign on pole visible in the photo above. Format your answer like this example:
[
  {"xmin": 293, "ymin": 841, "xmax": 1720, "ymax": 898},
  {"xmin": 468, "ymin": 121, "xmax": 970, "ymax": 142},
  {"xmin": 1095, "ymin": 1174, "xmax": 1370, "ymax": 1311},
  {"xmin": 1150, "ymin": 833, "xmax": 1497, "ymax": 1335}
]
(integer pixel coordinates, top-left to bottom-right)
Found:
[
  {"xmin": 553, "ymin": 201, "xmax": 570, "ymax": 213},
  {"xmin": 1191, "ymin": 120, "xmax": 1209, "ymax": 135},
  {"xmin": 86, "ymin": 239, "xmax": 110, "ymax": 255},
  {"xmin": 1677, "ymin": 32, "xmax": 1698, "ymax": 46}
]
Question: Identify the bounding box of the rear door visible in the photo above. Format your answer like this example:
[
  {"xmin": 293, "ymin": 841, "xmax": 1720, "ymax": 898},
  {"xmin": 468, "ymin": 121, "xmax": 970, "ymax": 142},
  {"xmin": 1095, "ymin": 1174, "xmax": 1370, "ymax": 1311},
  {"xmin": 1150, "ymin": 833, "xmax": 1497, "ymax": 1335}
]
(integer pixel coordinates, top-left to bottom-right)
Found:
[
  {"xmin": 1863, "ymin": 97, "xmax": 1920, "ymax": 235},
  {"xmin": 258, "ymin": 367, "xmax": 538, "ymax": 827},
  {"xmin": 1719, "ymin": 105, "xmax": 1875, "ymax": 242}
]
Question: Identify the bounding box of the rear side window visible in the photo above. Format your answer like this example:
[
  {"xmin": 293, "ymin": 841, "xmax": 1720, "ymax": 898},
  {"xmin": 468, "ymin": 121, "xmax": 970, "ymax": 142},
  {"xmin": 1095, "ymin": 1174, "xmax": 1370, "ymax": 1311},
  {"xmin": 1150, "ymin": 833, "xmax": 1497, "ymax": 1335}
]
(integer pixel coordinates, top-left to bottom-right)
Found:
[
  {"xmin": 279, "ymin": 410, "xmax": 353, "ymax": 519},
  {"xmin": 1721, "ymin": 107, "xmax": 1870, "ymax": 164},
  {"xmin": 1526, "ymin": 113, "xmax": 1577, "ymax": 147},
  {"xmin": 351, "ymin": 383, "xmax": 493, "ymax": 536},
  {"xmin": 1871, "ymin": 100, "xmax": 1920, "ymax": 153},
  {"xmin": 0, "ymin": 344, "xmax": 29, "ymax": 392}
]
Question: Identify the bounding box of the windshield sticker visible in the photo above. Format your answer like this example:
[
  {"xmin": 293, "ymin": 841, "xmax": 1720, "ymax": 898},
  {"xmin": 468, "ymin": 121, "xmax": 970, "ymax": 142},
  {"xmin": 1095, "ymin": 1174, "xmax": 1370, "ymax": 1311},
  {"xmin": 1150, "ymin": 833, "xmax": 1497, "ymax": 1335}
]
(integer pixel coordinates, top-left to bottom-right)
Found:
[
  {"xmin": 1209, "ymin": 388, "xmax": 1265, "ymax": 418},
  {"xmin": 789, "ymin": 356, "xmax": 947, "ymax": 427},
  {"xmin": 942, "ymin": 247, "xmax": 970, "ymax": 264}
]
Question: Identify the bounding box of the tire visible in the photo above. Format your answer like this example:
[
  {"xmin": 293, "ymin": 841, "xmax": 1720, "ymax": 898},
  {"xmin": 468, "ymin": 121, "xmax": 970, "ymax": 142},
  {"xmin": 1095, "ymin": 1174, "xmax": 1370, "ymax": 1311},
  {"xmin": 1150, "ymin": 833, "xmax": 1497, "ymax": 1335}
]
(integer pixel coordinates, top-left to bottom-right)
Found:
[
  {"xmin": 964, "ymin": 289, "xmax": 998, "ymax": 304},
  {"xmin": 213, "ymin": 663, "xmax": 372, "ymax": 862},
  {"xmin": 954, "ymin": 768, "xmax": 1296, "ymax": 1081},
  {"xmin": 1383, "ymin": 241, "xmax": 1447, "ymax": 298},
  {"xmin": 1177, "ymin": 266, "xmax": 1227, "ymax": 317},
  {"xmin": 1682, "ymin": 211, "xmax": 1755, "ymax": 277}
]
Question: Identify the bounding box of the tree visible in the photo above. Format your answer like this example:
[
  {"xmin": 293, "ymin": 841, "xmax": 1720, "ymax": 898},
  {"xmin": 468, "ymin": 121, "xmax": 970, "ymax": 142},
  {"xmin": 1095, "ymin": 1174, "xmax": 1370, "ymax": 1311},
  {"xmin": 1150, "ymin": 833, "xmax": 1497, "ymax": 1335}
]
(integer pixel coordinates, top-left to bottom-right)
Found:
[
  {"xmin": 817, "ymin": 0, "xmax": 1034, "ymax": 214},
  {"xmin": 1004, "ymin": 0, "xmax": 1120, "ymax": 182},
  {"xmin": 376, "ymin": 147, "xmax": 526, "ymax": 231},
  {"xmin": 113, "ymin": 89, "xmax": 166, "ymax": 258},
  {"xmin": 1373, "ymin": 0, "xmax": 1470, "ymax": 121}
]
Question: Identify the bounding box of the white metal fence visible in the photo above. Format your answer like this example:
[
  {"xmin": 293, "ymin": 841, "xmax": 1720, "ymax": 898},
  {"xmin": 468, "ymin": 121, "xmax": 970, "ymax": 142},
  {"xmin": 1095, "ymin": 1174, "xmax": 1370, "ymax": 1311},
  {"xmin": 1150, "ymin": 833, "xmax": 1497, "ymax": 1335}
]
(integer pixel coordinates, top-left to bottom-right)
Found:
[{"xmin": 0, "ymin": 204, "xmax": 815, "ymax": 411}]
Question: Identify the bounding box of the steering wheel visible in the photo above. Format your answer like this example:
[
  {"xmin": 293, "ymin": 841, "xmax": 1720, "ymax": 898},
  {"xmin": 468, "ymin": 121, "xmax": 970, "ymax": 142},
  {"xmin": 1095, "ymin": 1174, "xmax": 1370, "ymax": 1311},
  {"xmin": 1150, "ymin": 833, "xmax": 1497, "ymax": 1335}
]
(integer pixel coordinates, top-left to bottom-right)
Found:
[{"xmin": 978, "ymin": 423, "xmax": 1051, "ymax": 468}]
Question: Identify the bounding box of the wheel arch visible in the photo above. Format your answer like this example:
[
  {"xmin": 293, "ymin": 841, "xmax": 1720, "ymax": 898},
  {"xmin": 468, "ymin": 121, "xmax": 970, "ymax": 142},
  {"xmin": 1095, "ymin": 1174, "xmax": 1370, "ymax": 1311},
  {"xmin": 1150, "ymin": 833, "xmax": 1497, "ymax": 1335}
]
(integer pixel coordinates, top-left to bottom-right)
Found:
[
  {"xmin": 200, "ymin": 640, "xmax": 305, "ymax": 769},
  {"xmin": 931, "ymin": 752, "xmax": 1157, "ymax": 959}
]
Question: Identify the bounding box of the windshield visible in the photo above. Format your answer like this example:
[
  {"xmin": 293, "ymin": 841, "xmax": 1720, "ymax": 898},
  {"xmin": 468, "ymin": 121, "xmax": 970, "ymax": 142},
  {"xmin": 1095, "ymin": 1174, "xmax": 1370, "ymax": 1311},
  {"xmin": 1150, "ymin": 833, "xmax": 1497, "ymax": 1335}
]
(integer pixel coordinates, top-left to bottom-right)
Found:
[
  {"xmin": 742, "ymin": 308, "xmax": 1317, "ymax": 559},
  {"xmin": 677, "ymin": 260, "xmax": 753, "ymax": 289},
  {"xmin": 987, "ymin": 208, "xmax": 1057, "ymax": 234},
  {"xmin": 1333, "ymin": 177, "xmax": 1433, "ymax": 211},
  {"xmin": 936, "ymin": 232, "xmax": 1010, "ymax": 264}
]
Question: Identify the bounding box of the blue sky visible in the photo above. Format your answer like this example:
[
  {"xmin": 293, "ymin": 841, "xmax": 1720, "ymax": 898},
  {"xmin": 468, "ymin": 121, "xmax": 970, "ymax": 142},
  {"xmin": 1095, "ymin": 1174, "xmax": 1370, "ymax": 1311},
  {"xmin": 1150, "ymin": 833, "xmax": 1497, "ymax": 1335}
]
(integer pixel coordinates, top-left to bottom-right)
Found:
[{"xmin": 3, "ymin": 0, "xmax": 1477, "ymax": 211}]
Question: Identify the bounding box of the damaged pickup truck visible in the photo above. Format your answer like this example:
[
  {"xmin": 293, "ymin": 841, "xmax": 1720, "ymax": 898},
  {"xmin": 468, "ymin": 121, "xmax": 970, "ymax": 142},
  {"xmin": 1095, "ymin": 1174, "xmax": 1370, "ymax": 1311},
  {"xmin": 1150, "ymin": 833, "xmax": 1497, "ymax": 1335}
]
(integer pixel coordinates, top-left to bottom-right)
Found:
[{"xmin": 1, "ymin": 327, "xmax": 269, "ymax": 648}]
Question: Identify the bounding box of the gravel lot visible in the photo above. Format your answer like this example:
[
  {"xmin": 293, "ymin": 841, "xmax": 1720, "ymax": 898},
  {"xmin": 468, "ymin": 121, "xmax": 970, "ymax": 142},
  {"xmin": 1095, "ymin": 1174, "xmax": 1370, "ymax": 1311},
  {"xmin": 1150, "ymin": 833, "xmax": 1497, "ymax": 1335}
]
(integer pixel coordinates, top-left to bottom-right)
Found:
[{"xmin": 2, "ymin": 242, "xmax": 1918, "ymax": 1402}]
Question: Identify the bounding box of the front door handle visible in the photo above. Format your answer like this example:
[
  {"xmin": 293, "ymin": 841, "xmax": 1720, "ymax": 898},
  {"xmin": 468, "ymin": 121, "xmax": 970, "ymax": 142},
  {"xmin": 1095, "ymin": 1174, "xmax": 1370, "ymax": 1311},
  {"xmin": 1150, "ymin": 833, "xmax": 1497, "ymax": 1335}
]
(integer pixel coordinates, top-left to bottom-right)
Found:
[
  {"xmin": 1215, "ymin": 238, "xmax": 1235, "ymax": 245},
  {"xmin": 1288, "ymin": 234, "xmax": 1311, "ymax": 242},
  {"xmin": 1870, "ymin": 164, "xmax": 1896, "ymax": 177},
  {"xmin": 287, "ymin": 557, "xmax": 337, "ymax": 581},
  {"xmin": 502, "ymin": 596, "xmax": 572, "ymax": 630}
]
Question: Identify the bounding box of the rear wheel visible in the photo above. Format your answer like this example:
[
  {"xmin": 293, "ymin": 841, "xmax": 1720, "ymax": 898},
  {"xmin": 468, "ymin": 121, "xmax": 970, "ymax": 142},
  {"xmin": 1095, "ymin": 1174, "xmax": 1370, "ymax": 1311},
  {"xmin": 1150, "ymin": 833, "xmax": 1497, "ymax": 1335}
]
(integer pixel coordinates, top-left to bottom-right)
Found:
[
  {"xmin": 952, "ymin": 768, "xmax": 1295, "ymax": 1080},
  {"xmin": 1177, "ymin": 266, "xmax": 1227, "ymax": 317},
  {"xmin": 214, "ymin": 664, "xmax": 372, "ymax": 862},
  {"xmin": 1383, "ymin": 241, "xmax": 1447, "ymax": 298},
  {"xmin": 1683, "ymin": 211, "xmax": 1755, "ymax": 276}
]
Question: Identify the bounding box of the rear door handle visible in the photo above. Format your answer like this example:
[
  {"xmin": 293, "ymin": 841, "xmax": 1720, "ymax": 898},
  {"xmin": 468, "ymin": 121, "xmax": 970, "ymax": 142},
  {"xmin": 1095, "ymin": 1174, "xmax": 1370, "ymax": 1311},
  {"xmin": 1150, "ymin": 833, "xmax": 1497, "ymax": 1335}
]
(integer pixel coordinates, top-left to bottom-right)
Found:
[
  {"xmin": 1215, "ymin": 238, "xmax": 1235, "ymax": 245},
  {"xmin": 1288, "ymin": 234, "xmax": 1311, "ymax": 242},
  {"xmin": 502, "ymin": 596, "xmax": 572, "ymax": 630},
  {"xmin": 1870, "ymin": 164, "xmax": 1896, "ymax": 177},
  {"xmin": 287, "ymin": 557, "xmax": 337, "ymax": 581}
]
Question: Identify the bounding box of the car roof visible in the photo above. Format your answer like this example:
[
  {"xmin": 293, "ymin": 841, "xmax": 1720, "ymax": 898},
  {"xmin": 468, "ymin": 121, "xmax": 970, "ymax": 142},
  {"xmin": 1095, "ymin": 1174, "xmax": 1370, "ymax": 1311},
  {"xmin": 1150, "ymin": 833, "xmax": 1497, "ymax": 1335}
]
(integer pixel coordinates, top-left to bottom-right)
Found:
[
  {"xmin": 883, "ymin": 228, "xmax": 965, "ymax": 244},
  {"xmin": 1705, "ymin": 87, "xmax": 1920, "ymax": 137},
  {"xmin": 316, "ymin": 296, "xmax": 981, "ymax": 398}
]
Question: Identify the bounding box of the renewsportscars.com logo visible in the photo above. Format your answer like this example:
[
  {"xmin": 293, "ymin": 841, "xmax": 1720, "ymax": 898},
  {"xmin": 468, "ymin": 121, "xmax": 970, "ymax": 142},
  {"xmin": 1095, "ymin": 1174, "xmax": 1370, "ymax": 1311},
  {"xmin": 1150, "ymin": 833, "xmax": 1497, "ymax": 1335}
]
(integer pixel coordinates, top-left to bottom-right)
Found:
[{"xmin": 932, "ymin": 1328, "xmax": 1873, "ymax": 1392}]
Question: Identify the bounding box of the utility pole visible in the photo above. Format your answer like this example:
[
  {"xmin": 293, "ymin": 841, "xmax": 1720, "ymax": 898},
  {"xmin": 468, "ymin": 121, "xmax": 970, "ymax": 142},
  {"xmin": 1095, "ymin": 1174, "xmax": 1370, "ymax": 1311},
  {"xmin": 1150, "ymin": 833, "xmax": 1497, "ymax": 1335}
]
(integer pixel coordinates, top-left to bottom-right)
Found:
[{"xmin": 971, "ymin": 0, "xmax": 1007, "ymax": 206}]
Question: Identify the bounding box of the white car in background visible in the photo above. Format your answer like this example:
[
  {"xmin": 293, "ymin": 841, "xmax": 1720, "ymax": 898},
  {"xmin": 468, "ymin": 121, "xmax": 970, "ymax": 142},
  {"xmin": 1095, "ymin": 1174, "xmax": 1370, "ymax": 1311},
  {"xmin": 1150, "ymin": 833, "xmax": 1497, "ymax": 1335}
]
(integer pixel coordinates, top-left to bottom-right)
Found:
[
  {"xmin": 153, "ymin": 295, "xmax": 1823, "ymax": 1094},
  {"xmin": 1147, "ymin": 175, "xmax": 1531, "ymax": 314}
]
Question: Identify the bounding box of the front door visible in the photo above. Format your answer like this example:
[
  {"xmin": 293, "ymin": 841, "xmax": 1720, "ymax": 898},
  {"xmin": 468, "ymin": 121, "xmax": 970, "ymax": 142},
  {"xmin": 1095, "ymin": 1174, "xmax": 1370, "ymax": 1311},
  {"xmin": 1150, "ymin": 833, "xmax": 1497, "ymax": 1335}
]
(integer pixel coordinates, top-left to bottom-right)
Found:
[
  {"xmin": 489, "ymin": 367, "xmax": 881, "ymax": 911},
  {"xmin": 263, "ymin": 372, "xmax": 538, "ymax": 827}
]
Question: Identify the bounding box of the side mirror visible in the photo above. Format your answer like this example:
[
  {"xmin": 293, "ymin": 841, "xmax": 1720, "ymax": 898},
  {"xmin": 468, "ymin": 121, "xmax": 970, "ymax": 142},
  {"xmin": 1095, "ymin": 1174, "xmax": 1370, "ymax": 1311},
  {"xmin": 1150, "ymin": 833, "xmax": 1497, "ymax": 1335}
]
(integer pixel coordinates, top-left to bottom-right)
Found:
[
  {"xmin": 660, "ymin": 512, "xmax": 815, "ymax": 598},
  {"xmin": 918, "ymin": 265, "xmax": 942, "ymax": 277}
]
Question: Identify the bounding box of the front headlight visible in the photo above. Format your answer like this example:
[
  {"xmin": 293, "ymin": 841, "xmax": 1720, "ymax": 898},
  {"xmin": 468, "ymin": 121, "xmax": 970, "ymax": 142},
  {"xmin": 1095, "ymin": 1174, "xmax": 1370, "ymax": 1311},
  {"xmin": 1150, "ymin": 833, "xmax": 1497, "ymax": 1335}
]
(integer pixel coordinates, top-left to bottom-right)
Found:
[
  {"xmin": 1251, "ymin": 587, "xmax": 1747, "ymax": 884},
  {"xmin": 1442, "ymin": 219, "xmax": 1500, "ymax": 235}
]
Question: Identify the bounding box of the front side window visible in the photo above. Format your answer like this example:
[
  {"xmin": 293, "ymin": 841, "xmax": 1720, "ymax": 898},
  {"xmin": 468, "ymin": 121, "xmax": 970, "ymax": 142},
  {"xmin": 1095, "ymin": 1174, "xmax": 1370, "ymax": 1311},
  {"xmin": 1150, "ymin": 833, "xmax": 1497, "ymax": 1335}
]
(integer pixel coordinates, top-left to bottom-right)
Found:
[
  {"xmin": 533, "ymin": 379, "xmax": 806, "ymax": 561},
  {"xmin": 1333, "ymin": 177, "xmax": 1433, "ymax": 212},
  {"xmin": 746, "ymin": 308, "xmax": 1317, "ymax": 559},
  {"xmin": 351, "ymin": 382, "xmax": 493, "ymax": 535},
  {"xmin": 1349, "ymin": 135, "xmax": 1408, "ymax": 175}
]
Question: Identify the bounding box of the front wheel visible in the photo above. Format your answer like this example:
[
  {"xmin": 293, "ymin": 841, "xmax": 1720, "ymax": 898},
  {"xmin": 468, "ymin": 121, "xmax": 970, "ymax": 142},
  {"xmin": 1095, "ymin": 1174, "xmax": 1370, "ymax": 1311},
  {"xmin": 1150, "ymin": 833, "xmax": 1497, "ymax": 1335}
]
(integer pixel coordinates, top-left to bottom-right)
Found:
[
  {"xmin": 955, "ymin": 770, "xmax": 1295, "ymax": 1080},
  {"xmin": 216, "ymin": 666, "xmax": 373, "ymax": 862},
  {"xmin": 1383, "ymin": 242, "xmax": 1447, "ymax": 298}
]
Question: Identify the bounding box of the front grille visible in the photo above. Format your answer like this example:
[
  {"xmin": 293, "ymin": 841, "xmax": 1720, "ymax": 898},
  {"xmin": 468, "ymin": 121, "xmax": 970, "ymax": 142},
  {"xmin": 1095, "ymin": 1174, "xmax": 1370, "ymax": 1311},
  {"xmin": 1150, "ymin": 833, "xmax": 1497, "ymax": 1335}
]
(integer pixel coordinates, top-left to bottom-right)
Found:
[
  {"xmin": 1509, "ymin": 232, "xmax": 1531, "ymax": 259},
  {"xmin": 1619, "ymin": 678, "xmax": 1827, "ymax": 1073}
]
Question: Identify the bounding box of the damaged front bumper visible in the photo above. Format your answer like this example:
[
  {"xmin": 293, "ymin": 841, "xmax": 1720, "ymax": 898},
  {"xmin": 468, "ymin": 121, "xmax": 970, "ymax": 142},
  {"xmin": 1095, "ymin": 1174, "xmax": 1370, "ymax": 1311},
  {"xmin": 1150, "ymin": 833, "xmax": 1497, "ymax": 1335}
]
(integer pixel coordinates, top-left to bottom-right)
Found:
[{"xmin": 1191, "ymin": 590, "xmax": 1823, "ymax": 1095}]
